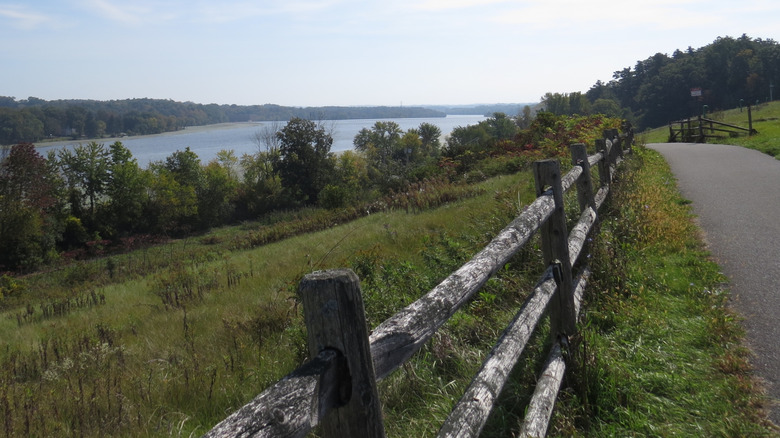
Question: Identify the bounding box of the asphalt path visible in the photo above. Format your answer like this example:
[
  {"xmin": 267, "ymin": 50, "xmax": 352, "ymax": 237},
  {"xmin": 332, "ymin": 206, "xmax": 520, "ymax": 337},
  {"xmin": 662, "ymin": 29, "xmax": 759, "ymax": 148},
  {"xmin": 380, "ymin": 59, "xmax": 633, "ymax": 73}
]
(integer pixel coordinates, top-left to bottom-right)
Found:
[{"xmin": 648, "ymin": 143, "xmax": 780, "ymax": 424}]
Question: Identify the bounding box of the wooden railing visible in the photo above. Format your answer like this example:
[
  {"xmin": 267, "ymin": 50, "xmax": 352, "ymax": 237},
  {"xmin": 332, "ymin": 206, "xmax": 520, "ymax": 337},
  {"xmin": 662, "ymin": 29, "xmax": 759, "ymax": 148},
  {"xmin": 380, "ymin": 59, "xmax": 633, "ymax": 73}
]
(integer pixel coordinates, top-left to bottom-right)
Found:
[
  {"xmin": 204, "ymin": 128, "xmax": 634, "ymax": 438},
  {"xmin": 668, "ymin": 109, "xmax": 757, "ymax": 143}
]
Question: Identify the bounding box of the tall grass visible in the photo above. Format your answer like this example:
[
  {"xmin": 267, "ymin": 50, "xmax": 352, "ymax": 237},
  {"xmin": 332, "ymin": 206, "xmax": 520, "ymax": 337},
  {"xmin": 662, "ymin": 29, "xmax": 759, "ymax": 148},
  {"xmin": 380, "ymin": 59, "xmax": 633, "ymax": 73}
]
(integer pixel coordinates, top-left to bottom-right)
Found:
[
  {"xmin": 547, "ymin": 146, "xmax": 775, "ymax": 436},
  {"xmin": 0, "ymin": 168, "xmax": 541, "ymax": 437},
  {"xmin": 1, "ymin": 137, "xmax": 772, "ymax": 436}
]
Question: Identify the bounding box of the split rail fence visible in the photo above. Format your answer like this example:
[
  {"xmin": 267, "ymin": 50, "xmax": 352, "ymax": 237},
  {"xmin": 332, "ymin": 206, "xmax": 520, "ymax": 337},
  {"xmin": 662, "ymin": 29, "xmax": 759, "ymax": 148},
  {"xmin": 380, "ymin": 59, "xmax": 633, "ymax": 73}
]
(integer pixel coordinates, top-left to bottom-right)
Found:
[
  {"xmin": 205, "ymin": 128, "xmax": 634, "ymax": 438},
  {"xmin": 668, "ymin": 108, "xmax": 757, "ymax": 142}
]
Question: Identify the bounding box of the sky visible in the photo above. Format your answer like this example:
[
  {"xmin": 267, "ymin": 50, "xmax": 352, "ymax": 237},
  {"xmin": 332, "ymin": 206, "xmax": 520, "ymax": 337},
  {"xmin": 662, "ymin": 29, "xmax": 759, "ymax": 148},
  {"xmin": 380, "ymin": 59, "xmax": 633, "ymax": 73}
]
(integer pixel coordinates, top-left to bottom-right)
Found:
[{"xmin": 1, "ymin": 0, "xmax": 779, "ymax": 108}]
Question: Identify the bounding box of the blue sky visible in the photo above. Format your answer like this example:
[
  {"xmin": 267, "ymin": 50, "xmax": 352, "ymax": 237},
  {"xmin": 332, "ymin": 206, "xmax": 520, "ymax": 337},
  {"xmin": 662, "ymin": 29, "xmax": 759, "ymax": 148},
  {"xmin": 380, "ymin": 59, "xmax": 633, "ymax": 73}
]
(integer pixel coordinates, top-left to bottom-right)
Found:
[{"xmin": 2, "ymin": 0, "xmax": 779, "ymax": 107}]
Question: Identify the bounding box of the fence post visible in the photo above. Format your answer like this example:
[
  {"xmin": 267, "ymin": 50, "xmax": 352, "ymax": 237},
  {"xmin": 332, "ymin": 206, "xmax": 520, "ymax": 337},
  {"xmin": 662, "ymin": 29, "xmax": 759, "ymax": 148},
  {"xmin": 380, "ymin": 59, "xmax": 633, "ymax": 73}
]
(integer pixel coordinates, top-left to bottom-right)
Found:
[
  {"xmin": 533, "ymin": 160, "xmax": 576, "ymax": 336},
  {"xmin": 569, "ymin": 143, "xmax": 595, "ymax": 212},
  {"xmin": 697, "ymin": 115, "xmax": 704, "ymax": 142},
  {"xmin": 300, "ymin": 269, "xmax": 385, "ymax": 438},
  {"xmin": 595, "ymin": 138, "xmax": 611, "ymax": 187}
]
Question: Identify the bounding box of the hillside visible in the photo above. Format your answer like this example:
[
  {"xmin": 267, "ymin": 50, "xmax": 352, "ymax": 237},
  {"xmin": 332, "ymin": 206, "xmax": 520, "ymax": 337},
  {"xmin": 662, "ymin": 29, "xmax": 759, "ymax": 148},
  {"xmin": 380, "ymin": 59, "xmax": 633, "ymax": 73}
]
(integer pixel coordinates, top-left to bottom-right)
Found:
[
  {"xmin": 640, "ymin": 100, "xmax": 780, "ymax": 158},
  {"xmin": 541, "ymin": 35, "xmax": 779, "ymax": 131}
]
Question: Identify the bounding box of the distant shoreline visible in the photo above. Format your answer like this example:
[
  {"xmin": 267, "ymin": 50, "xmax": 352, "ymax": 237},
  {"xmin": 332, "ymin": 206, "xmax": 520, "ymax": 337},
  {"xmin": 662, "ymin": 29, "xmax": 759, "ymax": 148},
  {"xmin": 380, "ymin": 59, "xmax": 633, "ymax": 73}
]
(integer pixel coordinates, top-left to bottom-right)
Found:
[
  {"xmin": 34, "ymin": 122, "xmax": 266, "ymax": 149},
  {"xmin": 33, "ymin": 115, "xmax": 485, "ymax": 150}
]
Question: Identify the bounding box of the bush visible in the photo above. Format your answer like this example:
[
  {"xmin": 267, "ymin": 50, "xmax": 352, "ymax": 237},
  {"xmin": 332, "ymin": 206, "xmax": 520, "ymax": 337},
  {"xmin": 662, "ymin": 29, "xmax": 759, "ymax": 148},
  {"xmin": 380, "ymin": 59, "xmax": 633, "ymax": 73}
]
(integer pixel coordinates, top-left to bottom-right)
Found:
[
  {"xmin": 318, "ymin": 184, "xmax": 350, "ymax": 209},
  {"xmin": 0, "ymin": 274, "xmax": 25, "ymax": 301}
]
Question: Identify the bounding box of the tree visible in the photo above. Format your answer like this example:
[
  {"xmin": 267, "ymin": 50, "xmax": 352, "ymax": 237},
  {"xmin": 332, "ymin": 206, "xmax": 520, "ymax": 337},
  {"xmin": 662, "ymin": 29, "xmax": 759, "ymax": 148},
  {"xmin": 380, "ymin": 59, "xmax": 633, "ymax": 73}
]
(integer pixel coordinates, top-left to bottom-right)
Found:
[
  {"xmin": 0, "ymin": 108, "xmax": 45, "ymax": 144},
  {"xmin": 274, "ymin": 118, "xmax": 334, "ymax": 204},
  {"xmin": 58, "ymin": 141, "xmax": 110, "ymax": 222},
  {"xmin": 354, "ymin": 121, "xmax": 403, "ymax": 166},
  {"xmin": 66, "ymin": 106, "xmax": 88, "ymax": 139},
  {"xmin": 164, "ymin": 147, "xmax": 202, "ymax": 189},
  {"xmin": 416, "ymin": 122, "xmax": 442, "ymax": 156},
  {"xmin": 591, "ymin": 98, "xmax": 624, "ymax": 118},
  {"xmin": 0, "ymin": 143, "xmax": 59, "ymax": 270},
  {"xmin": 253, "ymin": 121, "xmax": 283, "ymax": 155},
  {"xmin": 541, "ymin": 92, "xmax": 570, "ymax": 115},
  {"xmin": 198, "ymin": 158, "xmax": 238, "ymax": 228},
  {"xmin": 238, "ymin": 151, "xmax": 282, "ymax": 217},
  {"xmin": 444, "ymin": 124, "xmax": 490, "ymax": 157},
  {"xmin": 486, "ymin": 112, "xmax": 518, "ymax": 140},
  {"xmin": 145, "ymin": 161, "xmax": 199, "ymax": 235},
  {"xmin": 517, "ymin": 105, "xmax": 534, "ymax": 129},
  {"xmin": 567, "ymin": 92, "xmax": 591, "ymax": 115},
  {"xmin": 353, "ymin": 121, "xmax": 407, "ymax": 190},
  {"xmin": 102, "ymin": 141, "xmax": 149, "ymax": 237},
  {"xmin": 318, "ymin": 151, "xmax": 371, "ymax": 209}
]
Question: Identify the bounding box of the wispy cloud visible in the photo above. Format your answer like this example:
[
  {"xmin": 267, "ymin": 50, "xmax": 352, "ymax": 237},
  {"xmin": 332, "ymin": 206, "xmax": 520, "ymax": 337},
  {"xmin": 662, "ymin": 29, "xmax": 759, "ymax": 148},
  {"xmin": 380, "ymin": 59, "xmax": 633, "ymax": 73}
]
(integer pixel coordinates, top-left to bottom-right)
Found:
[
  {"xmin": 413, "ymin": 0, "xmax": 510, "ymax": 11},
  {"xmin": 0, "ymin": 5, "xmax": 50, "ymax": 29},
  {"xmin": 81, "ymin": 0, "xmax": 149, "ymax": 24},
  {"xmin": 77, "ymin": 0, "xmax": 186, "ymax": 26},
  {"xmin": 188, "ymin": 0, "xmax": 348, "ymax": 24},
  {"xmin": 492, "ymin": 0, "xmax": 725, "ymax": 31}
]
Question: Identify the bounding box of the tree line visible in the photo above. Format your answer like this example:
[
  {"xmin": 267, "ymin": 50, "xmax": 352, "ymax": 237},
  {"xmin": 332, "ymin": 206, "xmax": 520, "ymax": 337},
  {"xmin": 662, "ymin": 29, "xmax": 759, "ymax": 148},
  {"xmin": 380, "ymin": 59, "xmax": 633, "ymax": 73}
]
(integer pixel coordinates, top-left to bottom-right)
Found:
[
  {"xmin": 540, "ymin": 34, "xmax": 780, "ymax": 129},
  {"xmin": 0, "ymin": 97, "xmax": 444, "ymax": 146},
  {"xmin": 0, "ymin": 112, "xmax": 621, "ymax": 273}
]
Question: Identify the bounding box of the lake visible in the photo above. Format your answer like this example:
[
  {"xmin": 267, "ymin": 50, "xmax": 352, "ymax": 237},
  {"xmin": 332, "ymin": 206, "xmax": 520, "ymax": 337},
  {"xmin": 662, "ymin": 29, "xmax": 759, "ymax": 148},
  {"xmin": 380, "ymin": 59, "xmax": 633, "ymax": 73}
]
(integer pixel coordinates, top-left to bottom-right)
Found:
[{"xmin": 35, "ymin": 115, "xmax": 487, "ymax": 167}]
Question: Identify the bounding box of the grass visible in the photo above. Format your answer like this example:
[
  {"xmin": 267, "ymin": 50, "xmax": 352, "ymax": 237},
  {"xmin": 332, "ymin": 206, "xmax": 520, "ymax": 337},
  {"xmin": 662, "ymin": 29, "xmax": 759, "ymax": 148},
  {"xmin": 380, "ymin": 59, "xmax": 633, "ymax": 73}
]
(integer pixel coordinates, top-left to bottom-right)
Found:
[
  {"xmin": 547, "ymin": 145, "xmax": 776, "ymax": 436},
  {"xmin": 0, "ymin": 168, "xmax": 547, "ymax": 437},
  {"xmin": 1, "ymin": 133, "xmax": 774, "ymax": 436},
  {"xmin": 639, "ymin": 100, "xmax": 780, "ymax": 159}
]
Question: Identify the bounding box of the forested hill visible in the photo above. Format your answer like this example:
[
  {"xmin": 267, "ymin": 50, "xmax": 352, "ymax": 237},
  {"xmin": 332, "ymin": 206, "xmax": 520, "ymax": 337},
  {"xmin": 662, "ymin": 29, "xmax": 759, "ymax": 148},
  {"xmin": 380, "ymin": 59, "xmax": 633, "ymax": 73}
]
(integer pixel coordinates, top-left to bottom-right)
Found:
[
  {"xmin": 0, "ymin": 97, "xmax": 444, "ymax": 145},
  {"xmin": 543, "ymin": 35, "xmax": 779, "ymax": 130}
]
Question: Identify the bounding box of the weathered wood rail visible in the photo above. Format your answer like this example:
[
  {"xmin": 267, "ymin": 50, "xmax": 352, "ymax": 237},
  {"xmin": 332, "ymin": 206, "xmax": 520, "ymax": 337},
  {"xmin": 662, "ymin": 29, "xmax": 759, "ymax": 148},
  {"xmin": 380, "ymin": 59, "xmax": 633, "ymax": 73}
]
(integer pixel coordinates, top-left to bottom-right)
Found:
[
  {"xmin": 668, "ymin": 109, "xmax": 757, "ymax": 143},
  {"xmin": 204, "ymin": 128, "xmax": 635, "ymax": 438}
]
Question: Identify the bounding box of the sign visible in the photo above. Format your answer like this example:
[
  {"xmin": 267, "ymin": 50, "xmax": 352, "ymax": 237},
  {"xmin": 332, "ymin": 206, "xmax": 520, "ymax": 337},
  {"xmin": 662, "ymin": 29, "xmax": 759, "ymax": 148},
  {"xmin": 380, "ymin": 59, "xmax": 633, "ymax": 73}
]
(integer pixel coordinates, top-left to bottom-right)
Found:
[{"xmin": 690, "ymin": 87, "xmax": 702, "ymax": 97}]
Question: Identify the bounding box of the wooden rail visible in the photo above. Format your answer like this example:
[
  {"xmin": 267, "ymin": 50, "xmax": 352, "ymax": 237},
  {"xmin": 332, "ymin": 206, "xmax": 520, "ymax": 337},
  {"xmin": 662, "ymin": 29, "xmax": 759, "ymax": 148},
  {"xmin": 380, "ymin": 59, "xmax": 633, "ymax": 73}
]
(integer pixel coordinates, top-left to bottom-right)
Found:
[
  {"xmin": 668, "ymin": 109, "xmax": 758, "ymax": 143},
  {"xmin": 204, "ymin": 128, "xmax": 634, "ymax": 438}
]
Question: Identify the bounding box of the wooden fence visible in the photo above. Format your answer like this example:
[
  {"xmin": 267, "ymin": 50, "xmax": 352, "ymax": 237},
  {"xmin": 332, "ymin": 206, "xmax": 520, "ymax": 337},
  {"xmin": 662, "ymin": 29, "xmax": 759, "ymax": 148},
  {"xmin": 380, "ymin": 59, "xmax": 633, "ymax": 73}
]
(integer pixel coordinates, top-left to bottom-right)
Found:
[
  {"xmin": 204, "ymin": 128, "xmax": 634, "ymax": 438},
  {"xmin": 668, "ymin": 109, "xmax": 757, "ymax": 142}
]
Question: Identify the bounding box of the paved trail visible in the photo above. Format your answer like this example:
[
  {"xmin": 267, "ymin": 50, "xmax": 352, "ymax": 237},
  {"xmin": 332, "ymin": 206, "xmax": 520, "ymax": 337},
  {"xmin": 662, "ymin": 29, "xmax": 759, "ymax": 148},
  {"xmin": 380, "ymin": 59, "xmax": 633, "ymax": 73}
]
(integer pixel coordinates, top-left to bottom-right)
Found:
[{"xmin": 648, "ymin": 143, "xmax": 780, "ymax": 423}]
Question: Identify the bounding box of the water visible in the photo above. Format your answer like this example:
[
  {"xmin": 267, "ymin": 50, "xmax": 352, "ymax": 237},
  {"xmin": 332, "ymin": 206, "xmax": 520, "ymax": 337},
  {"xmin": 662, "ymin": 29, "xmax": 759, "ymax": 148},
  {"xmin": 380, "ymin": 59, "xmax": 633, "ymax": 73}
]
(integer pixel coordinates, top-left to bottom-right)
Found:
[{"xmin": 35, "ymin": 115, "xmax": 487, "ymax": 167}]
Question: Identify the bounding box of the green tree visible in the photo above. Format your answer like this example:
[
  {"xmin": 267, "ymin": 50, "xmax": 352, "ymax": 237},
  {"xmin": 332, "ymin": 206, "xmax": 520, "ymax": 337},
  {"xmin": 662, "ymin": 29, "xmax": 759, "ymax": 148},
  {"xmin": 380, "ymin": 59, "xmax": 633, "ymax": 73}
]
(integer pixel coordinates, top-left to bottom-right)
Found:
[
  {"xmin": 58, "ymin": 141, "xmax": 110, "ymax": 223},
  {"xmin": 517, "ymin": 105, "xmax": 534, "ymax": 129},
  {"xmin": 0, "ymin": 108, "xmax": 45, "ymax": 145},
  {"xmin": 164, "ymin": 147, "xmax": 202, "ymax": 189},
  {"xmin": 353, "ymin": 121, "xmax": 406, "ymax": 190},
  {"xmin": 318, "ymin": 151, "xmax": 370, "ymax": 209},
  {"xmin": 66, "ymin": 106, "xmax": 88, "ymax": 139},
  {"xmin": 238, "ymin": 151, "xmax": 282, "ymax": 217},
  {"xmin": 0, "ymin": 143, "xmax": 59, "ymax": 270},
  {"xmin": 145, "ymin": 162, "xmax": 198, "ymax": 235},
  {"xmin": 198, "ymin": 158, "xmax": 238, "ymax": 228},
  {"xmin": 416, "ymin": 122, "xmax": 442, "ymax": 156},
  {"xmin": 541, "ymin": 92, "xmax": 570, "ymax": 115},
  {"xmin": 591, "ymin": 98, "xmax": 624, "ymax": 118},
  {"xmin": 568, "ymin": 92, "xmax": 591, "ymax": 115},
  {"xmin": 444, "ymin": 124, "xmax": 490, "ymax": 158},
  {"xmin": 274, "ymin": 118, "xmax": 334, "ymax": 204},
  {"xmin": 486, "ymin": 112, "xmax": 518, "ymax": 140},
  {"xmin": 102, "ymin": 141, "xmax": 149, "ymax": 237}
]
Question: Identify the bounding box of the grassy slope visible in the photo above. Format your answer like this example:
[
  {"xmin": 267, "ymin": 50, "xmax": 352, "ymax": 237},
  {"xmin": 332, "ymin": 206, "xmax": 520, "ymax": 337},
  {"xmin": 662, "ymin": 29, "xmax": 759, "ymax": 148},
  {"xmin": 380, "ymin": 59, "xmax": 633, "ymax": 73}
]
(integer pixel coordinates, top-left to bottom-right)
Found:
[
  {"xmin": 1, "ymin": 171, "xmax": 546, "ymax": 437},
  {"xmin": 1, "ymin": 143, "xmax": 775, "ymax": 436}
]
